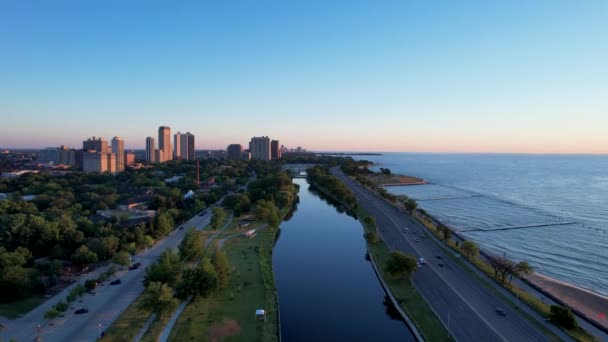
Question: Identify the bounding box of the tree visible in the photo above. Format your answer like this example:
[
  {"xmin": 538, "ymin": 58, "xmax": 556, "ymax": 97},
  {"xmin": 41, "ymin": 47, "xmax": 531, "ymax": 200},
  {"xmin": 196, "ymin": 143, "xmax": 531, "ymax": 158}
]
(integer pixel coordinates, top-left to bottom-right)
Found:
[
  {"xmin": 210, "ymin": 206, "xmax": 227, "ymax": 230},
  {"xmin": 549, "ymin": 305, "xmax": 578, "ymax": 330},
  {"xmin": 112, "ymin": 251, "xmax": 131, "ymax": 267},
  {"xmin": 71, "ymin": 245, "xmax": 98, "ymax": 267},
  {"xmin": 155, "ymin": 212, "xmax": 174, "ymax": 236},
  {"xmin": 143, "ymin": 249, "xmax": 182, "ymax": 287},
  {"xmin": 178, "ymin": 228, "xmax": 204, "ymax": 262},
  {"xmin": 211, "ymin": 247, "xmax": 230, "ymax": 289},
  {"xmin": 461, "ymin": 240, "xmax": 479, "ymax": 259},
  {"xmin": 137, "ymin": 281, "xmax": 179, "ymax": 320},
  {"xmin": 384, "ymin": 251, "xmax": 417, "ymax": 279},
  {"xmin": 404, "ymin": 199, "xmax": 418, "ymax": 213},
  {"xmin": 177, "ymin": 258, "xmax": 218, "ymax": 299},
  {"xmin": 363, "ymin": 216, "xmax": 376, "ymax": 226},
  {"xmin": 512, "ymin": 261, "xmax": 533, "ymax": 282},
  {"xmin": 364, "ymin": 231, "xmax": 379, "ymax": 244}
]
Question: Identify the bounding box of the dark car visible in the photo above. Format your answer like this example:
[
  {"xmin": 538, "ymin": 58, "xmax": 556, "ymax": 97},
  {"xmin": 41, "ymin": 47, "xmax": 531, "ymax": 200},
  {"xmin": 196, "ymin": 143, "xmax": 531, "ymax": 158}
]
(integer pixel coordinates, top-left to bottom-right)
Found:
[
  {"xmin": 74, "ymin": 308, "xmax": 89, "ymax": 314},
  {"xmin": 129, "ymin": 262, "xmax": 142, "ymax": 270},
  {"xmin": 438, "ymin": 262, "xmax": 445, "ymax": 267},
  {"xmin": 436, "ymin": 255, "xmax": 442, "ymax": 259},
  {"xmin": 110, "ymin": 279, "xmax": 122, "ymax": 285},
  {"xmin": 496, "ymin": 308, "xmax": 507, "ymax": 316}
]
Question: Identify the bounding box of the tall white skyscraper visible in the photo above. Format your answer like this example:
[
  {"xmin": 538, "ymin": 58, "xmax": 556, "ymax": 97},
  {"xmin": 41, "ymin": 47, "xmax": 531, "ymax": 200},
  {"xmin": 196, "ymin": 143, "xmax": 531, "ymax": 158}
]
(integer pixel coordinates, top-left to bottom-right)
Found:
[
  {"xmin": 249, "ymin": 136, "xmax": 271, "ymax": 161},
  {"xmin": 111, "ymin": 136, "xmax": 125, "ymax": 172},
  {"xmin": 158, "ymin": 126, "xmax": 172, "ymax": 162},
  {"xmin": 174, "ymin": 132, "xmax": 182, "ymax": 160},
  {"xmin": 145, "ymin": 137, "xmax": 155, "ymax": 162}
]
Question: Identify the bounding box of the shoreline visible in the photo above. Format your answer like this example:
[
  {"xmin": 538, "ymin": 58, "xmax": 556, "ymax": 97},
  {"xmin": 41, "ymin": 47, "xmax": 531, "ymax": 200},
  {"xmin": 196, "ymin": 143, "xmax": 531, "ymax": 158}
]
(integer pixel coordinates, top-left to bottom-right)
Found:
[
  {"xmin": 524, "ymin": 272, "xmax": 608, "ymax": 332},
  {"xmin": 416, "ymin": 206, "xmax": 608, "ymax": 336}
]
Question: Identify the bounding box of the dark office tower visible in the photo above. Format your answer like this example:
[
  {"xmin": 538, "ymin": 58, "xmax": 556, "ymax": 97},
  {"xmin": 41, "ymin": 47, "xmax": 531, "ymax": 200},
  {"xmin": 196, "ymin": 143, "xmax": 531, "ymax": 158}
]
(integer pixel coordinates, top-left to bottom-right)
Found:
[
  {"xmin": 227, "ymin": 144, "xmax": 243, "ymax": 160},
  {"xmin": 186, "ymin": 132, "xmax": 195, "ymax": 160},
  {"xmin": 271, "ymin": 140, "xmax": 281, "ymax": 160},
  {"xmin": 145, "ymin": 137, "xmax": 155, "ymax": 162}
]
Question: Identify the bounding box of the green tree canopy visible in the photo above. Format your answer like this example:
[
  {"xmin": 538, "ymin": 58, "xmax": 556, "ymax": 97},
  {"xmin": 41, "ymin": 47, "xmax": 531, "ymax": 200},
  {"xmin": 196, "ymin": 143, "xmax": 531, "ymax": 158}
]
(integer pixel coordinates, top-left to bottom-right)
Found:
[
  {"xmin": 385, "ymin": 251, "xmax": 417, "ymax": 279},
  {"xmin": 138, "ymin": 281, "xmax": 179, "ymax": 320},
  {"xmin": 211, "ymin": 247, "xmax": 230, "ymax": 289},
  {"xmin": 178, "ymin": 228, "xmax": 204, "ymax": 262},
  {"xmin": 177, "ymin": 258, "xmax": 218, "ymax": 299},
  {"xmin": 143, "ymin": 249, "xmax": 182, "ymax": 287}
]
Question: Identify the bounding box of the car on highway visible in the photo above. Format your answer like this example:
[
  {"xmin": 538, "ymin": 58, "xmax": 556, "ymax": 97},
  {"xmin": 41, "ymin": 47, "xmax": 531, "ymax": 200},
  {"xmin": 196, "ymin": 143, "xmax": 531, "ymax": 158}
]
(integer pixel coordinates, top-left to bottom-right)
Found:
[
  {"xmin": 414, "ymin": 238, "xmax": 420, "ymax": 242},
  {"xmin": 436, "ymin": 255, "xmax": 442, "ymax": 259},
  {"xmin": 110, "ymin": 279, "xmax": 122, "ymax": 285},
  {"xmin": 198, "ymin": 210, "xmax": 207, "ymax": 217},
  {"xmin": 74, "ymin": 308, "xmax": 89, "ymax": 314},
  {"xmin": 496, "ymin": 308, "xmax": 507, "ymax": 316},
  {"xmin": 419, "ymin": 257, "xmax": 426, "ymax": 265},
  {"xmin": 438, "ymin": 262, "xmax": 445, "ymax": 268},
  {"xmin": 129, "ymin": 262, "xmax": 141, "ymax": 270}
]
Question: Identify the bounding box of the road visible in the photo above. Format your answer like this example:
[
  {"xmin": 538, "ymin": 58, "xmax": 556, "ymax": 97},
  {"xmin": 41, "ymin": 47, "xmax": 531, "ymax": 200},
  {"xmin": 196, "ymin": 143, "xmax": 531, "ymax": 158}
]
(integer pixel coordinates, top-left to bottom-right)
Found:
[
  {"xmin": 332, "ymin": 167, "xmax": 565, "ymax": 342},
  {"xmin": 0, "ymin": 210, "xmax": 212, "ymax": 342}
]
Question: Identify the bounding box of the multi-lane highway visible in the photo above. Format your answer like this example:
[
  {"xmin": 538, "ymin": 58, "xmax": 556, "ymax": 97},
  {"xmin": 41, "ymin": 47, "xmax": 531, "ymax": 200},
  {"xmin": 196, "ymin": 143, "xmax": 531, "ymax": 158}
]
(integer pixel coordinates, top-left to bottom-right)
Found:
[
  {"xmin": 332, "ymin": 167, "xmax": 570, "ymax": 342},
  {"xmin": 0, "ymin": 210, "xmax": 212, "ymax": 342}
]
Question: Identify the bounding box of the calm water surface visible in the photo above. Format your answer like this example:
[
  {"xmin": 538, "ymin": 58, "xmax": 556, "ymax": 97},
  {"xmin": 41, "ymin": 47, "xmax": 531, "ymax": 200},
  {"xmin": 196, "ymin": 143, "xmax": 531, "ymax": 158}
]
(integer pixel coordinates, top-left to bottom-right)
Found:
[
  {"xmin": 354, "ymin": 153, "xmax": 608, "ymax": 296},
  {"xmin": 274, "ymin": 179, "xmax": 414, "ymax": 341}
]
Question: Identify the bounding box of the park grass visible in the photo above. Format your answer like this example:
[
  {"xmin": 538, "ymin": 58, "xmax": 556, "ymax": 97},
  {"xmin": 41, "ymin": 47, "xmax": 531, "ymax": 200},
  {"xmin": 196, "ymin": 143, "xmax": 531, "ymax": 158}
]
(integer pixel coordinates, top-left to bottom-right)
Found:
[
  {"xmin": 168, "ymin": 222, "xmax": 279, "ymax": 342},
  {"xmin": 101, "ymin": 296, "xmax": 151, "ymax": 342},
  {"xmin": 366, "ymin": 173, "xmax": 425, "ymax": 186},
  {"xmin": 357, "ymin": 209, "xmax": 451, "ymax": 341},
  {"xmin": 0, "ymin": 295, "xmax": 46, "ymax": 319}
]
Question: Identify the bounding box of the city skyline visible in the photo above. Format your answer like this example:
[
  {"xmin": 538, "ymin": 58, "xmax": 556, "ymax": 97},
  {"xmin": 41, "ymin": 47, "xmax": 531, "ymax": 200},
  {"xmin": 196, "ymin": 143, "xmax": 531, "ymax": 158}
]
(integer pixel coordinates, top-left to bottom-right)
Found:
[{"xmin": 1, "ymin": 2, "xmax": 607, "ymax": 153}]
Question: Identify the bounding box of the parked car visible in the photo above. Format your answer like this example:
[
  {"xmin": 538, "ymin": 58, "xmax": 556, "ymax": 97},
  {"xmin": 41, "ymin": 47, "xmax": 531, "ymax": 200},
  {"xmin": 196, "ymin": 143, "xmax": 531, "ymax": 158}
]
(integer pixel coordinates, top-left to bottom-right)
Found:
[
  {"xmin": 74, "ymin": 308, "xmax": 89, "ymax": 314},
  {"xmin": 496, "ymin": 308, "xmax": 507, "ymax": 316},
  {"xmin": 110, "ymin": 279, "xmax": 122, "ymax": 285}
]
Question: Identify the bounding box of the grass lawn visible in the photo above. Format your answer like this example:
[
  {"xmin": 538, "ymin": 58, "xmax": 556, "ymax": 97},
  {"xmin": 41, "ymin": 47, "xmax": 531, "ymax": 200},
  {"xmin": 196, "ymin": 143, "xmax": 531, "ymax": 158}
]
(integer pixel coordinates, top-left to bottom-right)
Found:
[
  {"xmin": 0, "ymin": 295, "xmax": 46, "ymax": 319},
  {"xmin": 168, "ymin": 223, "xmax": 279, "ymax": 342},
  {"xmin": 357, "ymin": 210, "xmax": 451, "ymax": 341},
  {"xmin": 366, "ymin": 173, "xmax": 425, "ymax": 186},
  {"xmin": 100, "ymin": 296, "xmax": 151, "ymax": 342}
]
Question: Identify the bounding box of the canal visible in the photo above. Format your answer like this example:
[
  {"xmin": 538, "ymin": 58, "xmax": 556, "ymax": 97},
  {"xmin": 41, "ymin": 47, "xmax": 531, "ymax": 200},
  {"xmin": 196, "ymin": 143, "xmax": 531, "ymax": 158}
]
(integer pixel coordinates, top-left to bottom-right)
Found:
[{"xmin": 273, "ymin": 178, "xmax": 415, "ymax": 341}]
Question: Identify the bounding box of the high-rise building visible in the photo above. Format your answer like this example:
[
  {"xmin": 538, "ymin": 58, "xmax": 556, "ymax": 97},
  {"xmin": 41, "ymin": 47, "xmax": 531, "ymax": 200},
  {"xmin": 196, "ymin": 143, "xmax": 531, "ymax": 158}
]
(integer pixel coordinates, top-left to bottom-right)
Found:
[
  {"xmin": 125, "ymin": 152, "xmax": 135, "ymax": 165},
  {"xmin": 106, "ymin": 153, "xmax": 117, "ymax": 173},
  {"xmin": 186, "ymin": 132, "xmax": 195, "ymax": 160},
  {"xmin": 145, "ymin": 137, "xmax": 155, "ymax": 162},
  {"xmin": 271, "ymin": 140, "xmax": 281, "ymax": 160},
  {"xmin": 174, "ymin": 132, "xmax": 182, "ymax": 160},
  {"xmin": 83, "ymin": 152, "xmax": 108, "ymax": 173},
  {"xmin": 82, "ymin": 137, "xmax": 108, "ymax": 153},
  {"xmin": 227, "ymin": 144, "xmax": 243, "ymax": 160},
  {"xmin": 179, "ymin": 132, "xmax": 195, "ymax": 160},
  {"xmin": 249, "ymin": 136, "xmax": 271, "ymax": 161},
  {"xmin": 155, "ymin": 149, "xmax": 165, "ymax": 163},
  {"xmin": 158, "ymin": 126, "xmax": 172, "ymax": 162},
  {"xmin": 111, "ymin": 137, "xmax": 125, "ymax": 172}
]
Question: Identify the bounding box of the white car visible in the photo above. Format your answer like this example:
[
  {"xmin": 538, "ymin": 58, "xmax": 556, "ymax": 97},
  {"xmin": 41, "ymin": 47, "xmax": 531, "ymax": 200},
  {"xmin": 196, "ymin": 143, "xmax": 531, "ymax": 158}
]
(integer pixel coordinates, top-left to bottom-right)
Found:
[{"xmin": 419, "ymin": 257, "xmax": 426, "ymax": 265}]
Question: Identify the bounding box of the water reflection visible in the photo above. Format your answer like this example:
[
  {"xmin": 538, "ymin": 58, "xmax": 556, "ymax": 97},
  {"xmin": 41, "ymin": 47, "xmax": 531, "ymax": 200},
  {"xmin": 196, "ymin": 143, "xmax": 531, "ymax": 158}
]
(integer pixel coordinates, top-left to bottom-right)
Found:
[{"xmin": 274, "ymin": 179, "xmax": 414, "ymax": 341}]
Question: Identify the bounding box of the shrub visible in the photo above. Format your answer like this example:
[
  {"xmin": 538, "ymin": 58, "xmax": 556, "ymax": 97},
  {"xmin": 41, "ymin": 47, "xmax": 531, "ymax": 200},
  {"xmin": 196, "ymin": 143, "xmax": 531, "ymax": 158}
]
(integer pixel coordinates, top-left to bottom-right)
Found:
[
  {"xmin": 364, "ymin": 231, "xmax": 379, "ymax": 244},
  {"xmin": 549, "ymin": 305, "xmax": 578, "ymax": 330},
  {"xmin": 44, "ymin": 308, "xmax": 60, "ymax": 319},
  {"xmin": 85, "ymin": 279, "xmax": 97, "ymax": 291}
]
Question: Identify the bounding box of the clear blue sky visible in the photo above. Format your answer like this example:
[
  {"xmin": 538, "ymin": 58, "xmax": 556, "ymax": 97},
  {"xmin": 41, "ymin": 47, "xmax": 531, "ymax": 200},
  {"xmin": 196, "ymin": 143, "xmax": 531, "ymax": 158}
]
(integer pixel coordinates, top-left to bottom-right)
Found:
[{"xmin": 1, "ymin": 1, "xmax": 606, "ymax": 152}]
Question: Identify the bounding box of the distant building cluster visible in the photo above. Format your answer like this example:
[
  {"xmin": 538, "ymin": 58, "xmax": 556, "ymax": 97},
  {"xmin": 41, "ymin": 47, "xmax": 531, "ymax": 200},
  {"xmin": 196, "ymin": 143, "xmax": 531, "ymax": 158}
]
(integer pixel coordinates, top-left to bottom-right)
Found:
[
  {"xmin": 39, "ymin": 136, "xmax": 135, "ymax": 173},
  {"xmin": 145, "ymin": 126, "xmax": 195, "ymax": 163},
  {"xmin": 11, "ymin": 126, "xmax": 307, "ymax": 176},
  {"xmin": 225, "ymin": 136, "xmax": 283, "ymax": 161}
]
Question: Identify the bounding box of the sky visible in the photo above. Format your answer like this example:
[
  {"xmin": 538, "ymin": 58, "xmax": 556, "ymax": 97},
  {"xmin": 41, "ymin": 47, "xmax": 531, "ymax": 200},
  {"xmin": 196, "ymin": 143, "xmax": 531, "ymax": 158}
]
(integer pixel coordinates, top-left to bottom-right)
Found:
[{"xmin": 0, "ymin": 1, "xmax": 607, "ymax": 153}]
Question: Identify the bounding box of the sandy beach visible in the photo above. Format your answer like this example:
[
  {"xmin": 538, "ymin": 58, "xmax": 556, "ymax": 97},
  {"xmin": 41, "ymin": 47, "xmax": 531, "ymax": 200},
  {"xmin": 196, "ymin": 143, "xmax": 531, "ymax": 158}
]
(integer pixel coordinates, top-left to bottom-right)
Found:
[{"xmin": 524, "ymin": 273, "xmax": 608, "ymax": 331}]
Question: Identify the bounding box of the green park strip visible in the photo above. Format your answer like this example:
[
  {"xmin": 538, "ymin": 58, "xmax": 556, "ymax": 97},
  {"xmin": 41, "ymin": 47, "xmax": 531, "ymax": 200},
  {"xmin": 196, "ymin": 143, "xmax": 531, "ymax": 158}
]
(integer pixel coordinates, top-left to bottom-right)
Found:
[
  {"xmin": 305, "ymin": 170, "xmax": 448, "ymax": 341},
  {"xmin": 168, "ymin": 220, "xmax": 279, "ymax": 341},
  {"xmin": 100, "ymin": 296, "xmax": 155, "ymax": 342},
  {"xmin": 355, "ymin": 209, "xmax": 451, "ymax": 341}
]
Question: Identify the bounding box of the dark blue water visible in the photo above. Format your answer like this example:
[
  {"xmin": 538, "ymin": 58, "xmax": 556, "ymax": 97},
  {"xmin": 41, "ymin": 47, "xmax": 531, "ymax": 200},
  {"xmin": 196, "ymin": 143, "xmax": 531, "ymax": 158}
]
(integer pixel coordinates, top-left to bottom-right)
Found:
[
  {"xmin": 354, "ymin": 153, "xmax": 608, "ymax": 296},
  {"xmin": 274, "ymin": 179, "xmax": 414, "ymax": 341}
]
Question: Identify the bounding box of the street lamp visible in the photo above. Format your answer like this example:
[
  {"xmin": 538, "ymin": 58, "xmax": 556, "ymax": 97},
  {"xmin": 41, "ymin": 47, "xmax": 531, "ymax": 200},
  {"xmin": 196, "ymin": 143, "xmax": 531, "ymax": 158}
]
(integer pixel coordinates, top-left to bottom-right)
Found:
[{"xmin": 98, "ymin": 323, "xmax": 102, "ymax": 340}]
